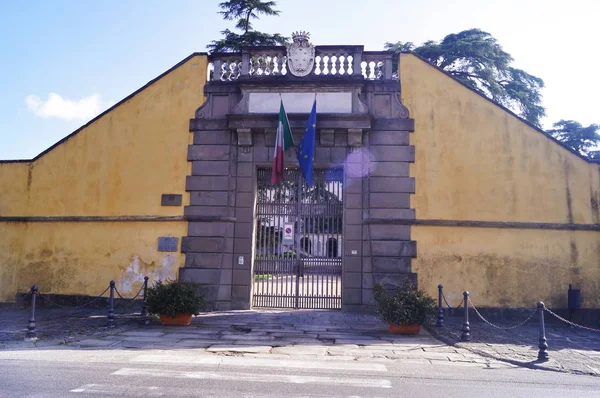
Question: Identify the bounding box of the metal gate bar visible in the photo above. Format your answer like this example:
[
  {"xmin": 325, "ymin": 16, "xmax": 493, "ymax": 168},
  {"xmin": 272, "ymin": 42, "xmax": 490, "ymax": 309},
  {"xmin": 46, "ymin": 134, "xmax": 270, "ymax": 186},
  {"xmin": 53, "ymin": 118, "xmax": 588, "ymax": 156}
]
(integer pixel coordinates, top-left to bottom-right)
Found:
[{"xmin": 253, "ymin": 167, "xmax": 343, "ymax": 309}]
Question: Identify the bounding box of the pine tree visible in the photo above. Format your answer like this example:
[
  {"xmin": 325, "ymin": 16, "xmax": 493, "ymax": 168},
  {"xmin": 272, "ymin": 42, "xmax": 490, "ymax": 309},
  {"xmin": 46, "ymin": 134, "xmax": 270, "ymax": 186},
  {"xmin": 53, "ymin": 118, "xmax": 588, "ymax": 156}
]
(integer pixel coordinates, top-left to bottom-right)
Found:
[
  {"xmin": 208, "ymin": 0, "xmax": 287, "ymax": 52},
  {"xmin": 546, "ymin": 120, "xmax": 600, "ymax": 159},
  {"xmin": 386, "ymin": 29, "xmax": 545, "ymax": 126}
]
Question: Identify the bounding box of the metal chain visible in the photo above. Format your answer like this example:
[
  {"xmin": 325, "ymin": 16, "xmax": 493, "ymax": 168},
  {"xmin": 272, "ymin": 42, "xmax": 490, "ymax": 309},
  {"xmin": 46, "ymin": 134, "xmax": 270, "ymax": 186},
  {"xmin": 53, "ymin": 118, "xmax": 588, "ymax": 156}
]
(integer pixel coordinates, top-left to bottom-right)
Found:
[
  {"xmin": 468, "ymin": 298, "xmax": 538, "ymax": 330},
  {"xmin": 544, "ymin": 307, "xmax": 600, "ymax": 333},
  {"xmin": 114, "ymin": 284, "xmax": 144, "ymax": 301},
  {"xmin": 37, "ymin": 286, "xmax": 110, "ymax": 310},
  {"xmin": 441, "ymin": 291, "xmax": 463, "ymax": 310}
]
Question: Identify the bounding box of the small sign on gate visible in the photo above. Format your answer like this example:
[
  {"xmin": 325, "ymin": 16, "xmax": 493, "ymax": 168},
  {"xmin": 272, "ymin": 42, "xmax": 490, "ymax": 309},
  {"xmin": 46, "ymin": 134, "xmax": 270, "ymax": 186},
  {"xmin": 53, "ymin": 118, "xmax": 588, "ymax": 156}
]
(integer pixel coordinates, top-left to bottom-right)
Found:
[{"xmin": 282, "ymin": 222, "xmax": 294, "ymax": 245}]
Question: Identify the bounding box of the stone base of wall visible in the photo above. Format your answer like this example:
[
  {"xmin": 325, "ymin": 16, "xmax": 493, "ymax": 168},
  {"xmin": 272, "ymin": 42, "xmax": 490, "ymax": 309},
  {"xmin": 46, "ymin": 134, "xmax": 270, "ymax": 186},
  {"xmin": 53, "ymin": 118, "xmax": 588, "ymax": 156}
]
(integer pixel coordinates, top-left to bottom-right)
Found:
[{"xmin": 14, "ymin": 293, "xmax": 141, "ymax": 309}]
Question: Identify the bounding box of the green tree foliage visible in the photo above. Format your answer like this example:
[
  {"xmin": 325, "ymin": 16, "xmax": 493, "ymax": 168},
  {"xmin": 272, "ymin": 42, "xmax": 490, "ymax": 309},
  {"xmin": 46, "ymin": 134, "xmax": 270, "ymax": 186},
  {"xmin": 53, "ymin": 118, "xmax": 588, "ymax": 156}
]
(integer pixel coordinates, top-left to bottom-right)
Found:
[
  {"xmin": 208, "ymin": 0, "xmax": 287, "ymax": 52},
  {"xmin": 546, "ymin": 120, "xmax": 600, "ymax": 159},
  {"xmin": 385, "ymin": 29, "xmax": 545, "ymax": 126}
]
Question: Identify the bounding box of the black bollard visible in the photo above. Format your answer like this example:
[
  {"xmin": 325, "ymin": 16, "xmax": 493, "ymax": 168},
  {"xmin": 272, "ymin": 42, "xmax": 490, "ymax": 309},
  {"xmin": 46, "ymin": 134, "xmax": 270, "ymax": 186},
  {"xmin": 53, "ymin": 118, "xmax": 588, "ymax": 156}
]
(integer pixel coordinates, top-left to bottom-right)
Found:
[
  {"xmin": 25, "ymin": 286, "xmax": 38, "ymax": 341},
  {"xmin": 436, "ymin": 284, "xmax": 444, "ymax": 327},
  {"xmin": 107, "ymin": 281, "xmax": 115, "ymax": 328},
  {"xmin": 141, "ymin": 276, "xmax": 149, "ymax": 318},
  {"xmin": 461, "ymin": 291, "xmax": 471, "ymax": 341},
  {"xmin": 537, "ymin": 302, "xmax": 549, "ymax": 361}
]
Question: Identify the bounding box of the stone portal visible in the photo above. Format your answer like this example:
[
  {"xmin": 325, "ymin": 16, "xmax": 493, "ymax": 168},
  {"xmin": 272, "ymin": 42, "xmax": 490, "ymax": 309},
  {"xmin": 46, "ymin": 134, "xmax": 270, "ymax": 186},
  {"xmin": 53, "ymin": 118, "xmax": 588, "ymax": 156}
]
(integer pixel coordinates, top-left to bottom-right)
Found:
[{"xmin": 179, "ymin": 42, "xmax": 417, "ymax": 312}]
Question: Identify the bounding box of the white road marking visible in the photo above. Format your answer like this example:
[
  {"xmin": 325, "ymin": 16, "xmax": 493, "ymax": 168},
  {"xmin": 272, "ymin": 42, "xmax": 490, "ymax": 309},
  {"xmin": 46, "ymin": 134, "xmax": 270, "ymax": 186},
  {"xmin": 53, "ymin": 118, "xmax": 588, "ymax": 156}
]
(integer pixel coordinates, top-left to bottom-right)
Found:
[
  {"xmin": 130, "ymin": 354, "xmax": 388, "ymax": 372},
  {"xmin": 113, "ymin": 367, "xmax": 392, "ymax": 389},
  {"xmin": 70, "ymin": 383, "xmax": 163, "ymax": 395}
]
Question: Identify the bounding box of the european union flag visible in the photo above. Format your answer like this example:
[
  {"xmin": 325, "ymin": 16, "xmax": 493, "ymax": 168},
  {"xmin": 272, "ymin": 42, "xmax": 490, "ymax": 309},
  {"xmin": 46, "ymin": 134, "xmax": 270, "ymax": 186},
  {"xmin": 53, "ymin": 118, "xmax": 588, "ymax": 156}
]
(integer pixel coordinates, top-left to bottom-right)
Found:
[{"xmin": 297, "ymin": 99, "xmax": 316, "ymax": 187}]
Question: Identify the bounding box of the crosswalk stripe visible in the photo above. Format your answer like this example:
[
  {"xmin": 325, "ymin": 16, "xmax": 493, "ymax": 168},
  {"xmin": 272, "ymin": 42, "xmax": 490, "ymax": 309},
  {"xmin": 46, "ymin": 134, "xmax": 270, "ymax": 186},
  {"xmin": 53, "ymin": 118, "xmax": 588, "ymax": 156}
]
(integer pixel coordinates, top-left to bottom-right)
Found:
[
  {"xmin": 113, "ymin": 367, "xmax": 392, "ymax": 389},
  {"xmin": 130, "ymin": 354, "xmax": 388, "ymax": 372},
  {"xmin": 70, "ymin": 383, "xmax": 164, "ymax": 395}
]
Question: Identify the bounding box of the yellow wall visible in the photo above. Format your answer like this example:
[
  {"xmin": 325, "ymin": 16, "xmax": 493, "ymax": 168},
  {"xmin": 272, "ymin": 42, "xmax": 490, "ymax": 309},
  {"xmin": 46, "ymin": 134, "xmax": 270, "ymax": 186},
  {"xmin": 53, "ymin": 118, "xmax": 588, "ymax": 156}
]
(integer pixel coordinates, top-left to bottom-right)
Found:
[
  {"xmin": 413, "ymin": 226, "xmax": 600, "ymax": 308},
  {"xmin": 0, "ymin": 162, "xmax": 30, "ymax": 216},
  {"xmin": 0, "ymin": 54, "xmax": 207, "ymax": 302},
  {"xmin": 400, "ymin": 53, "xmax": 600, "ymax": 308},
  {"xmin": 1, "ymin": 222, "xmax": 188, "ymax": 301}
]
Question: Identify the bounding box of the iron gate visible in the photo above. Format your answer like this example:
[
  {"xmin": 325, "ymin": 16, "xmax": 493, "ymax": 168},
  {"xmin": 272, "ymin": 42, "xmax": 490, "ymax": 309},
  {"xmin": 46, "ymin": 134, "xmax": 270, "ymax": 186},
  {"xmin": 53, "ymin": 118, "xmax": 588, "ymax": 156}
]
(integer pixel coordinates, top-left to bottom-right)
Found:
[{"xmin": 253, "ymin": 167, "xmax": 343, "ymax": 309}]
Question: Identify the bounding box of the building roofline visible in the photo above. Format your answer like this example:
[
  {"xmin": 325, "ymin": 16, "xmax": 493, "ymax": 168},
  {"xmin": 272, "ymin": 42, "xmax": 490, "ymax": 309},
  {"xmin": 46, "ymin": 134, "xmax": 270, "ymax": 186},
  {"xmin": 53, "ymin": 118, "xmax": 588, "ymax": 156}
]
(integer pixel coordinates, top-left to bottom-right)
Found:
[
  {"xmin": 0, "ymin": 52, "xmax": 208, "ymax": 164},
  {"xmin": 400, "ymin": 51, "xmax": 600, "ymax": 165}
]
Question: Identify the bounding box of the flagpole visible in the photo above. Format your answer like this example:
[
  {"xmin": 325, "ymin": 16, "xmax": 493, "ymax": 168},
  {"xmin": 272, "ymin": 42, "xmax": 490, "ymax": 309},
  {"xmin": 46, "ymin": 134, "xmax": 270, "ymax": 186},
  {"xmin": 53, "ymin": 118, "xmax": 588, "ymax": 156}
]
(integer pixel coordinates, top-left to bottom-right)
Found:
[{"xmin": 295, "ymin": 172, "xmax": 302, "ymax": 309}]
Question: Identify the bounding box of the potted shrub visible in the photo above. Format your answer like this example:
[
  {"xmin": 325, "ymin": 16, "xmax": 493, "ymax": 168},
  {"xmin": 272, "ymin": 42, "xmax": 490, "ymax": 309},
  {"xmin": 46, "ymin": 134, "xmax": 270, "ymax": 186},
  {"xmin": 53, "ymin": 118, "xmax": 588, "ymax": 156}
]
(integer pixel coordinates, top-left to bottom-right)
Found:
[
  {"xmin": 372, "ymin": 282, "xmax": 437, "ymax": 334},
  {"xmin": 146, "ymin": 279, "xmax": 205, "ymax": 326}
]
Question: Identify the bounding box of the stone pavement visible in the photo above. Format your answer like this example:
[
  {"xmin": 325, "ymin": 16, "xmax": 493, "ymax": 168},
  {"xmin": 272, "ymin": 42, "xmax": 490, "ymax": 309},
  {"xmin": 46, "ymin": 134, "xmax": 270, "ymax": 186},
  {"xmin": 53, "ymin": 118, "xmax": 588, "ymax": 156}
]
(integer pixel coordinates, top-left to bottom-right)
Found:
[
  {"xmin": 70, "ymin": 309, "xmax": 511, "ymax": 369},
  {"xmin": 3, "ymin": 306, "xmax": 599, "ymax": 377},
  {"xmin": 429, "ymin": 313, "xmax": 600, "ymax": 376},
  {"xmin": 0, "ymin": 306, "xmax": 142, "ymax": 348},
  {"xmin": 1, "ymin": 307, "xmax": 512, "ymax": 370}
]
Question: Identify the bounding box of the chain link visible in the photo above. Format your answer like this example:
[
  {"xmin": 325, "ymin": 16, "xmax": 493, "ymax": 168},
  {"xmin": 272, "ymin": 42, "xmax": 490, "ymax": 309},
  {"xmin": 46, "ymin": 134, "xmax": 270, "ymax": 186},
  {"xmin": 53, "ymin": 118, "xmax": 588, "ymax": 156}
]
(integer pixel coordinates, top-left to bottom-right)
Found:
[
  {"xmin": 544, "ymin": 307, "xmax": 600, "ymax": 333},
  {"xmin": 441, "ymin": 291, "xmax": 463, "ymax": 310},
  {"xmin": 114, "ymin": 284, "xmax": 144, "ymax": 301},
  {"xmin": 37, "ymin": 286, "xmax": 110, "ymax": 310},
  {"xmin": 468, "ymin": 298, "xmax": 538, "ymax": 330}
]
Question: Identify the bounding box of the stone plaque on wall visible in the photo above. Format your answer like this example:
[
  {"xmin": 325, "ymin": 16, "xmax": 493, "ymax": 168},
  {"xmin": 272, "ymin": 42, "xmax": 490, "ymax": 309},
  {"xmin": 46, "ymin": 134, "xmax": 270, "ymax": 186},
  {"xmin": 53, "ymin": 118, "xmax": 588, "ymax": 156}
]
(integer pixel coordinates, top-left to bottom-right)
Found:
[
  {"xmin": 161, "ymin": 194, "xmax": 182, "ymax": 206},
  {"xmin": 158, "ymin": 237, "xmax": 179, "ymax": 252}
]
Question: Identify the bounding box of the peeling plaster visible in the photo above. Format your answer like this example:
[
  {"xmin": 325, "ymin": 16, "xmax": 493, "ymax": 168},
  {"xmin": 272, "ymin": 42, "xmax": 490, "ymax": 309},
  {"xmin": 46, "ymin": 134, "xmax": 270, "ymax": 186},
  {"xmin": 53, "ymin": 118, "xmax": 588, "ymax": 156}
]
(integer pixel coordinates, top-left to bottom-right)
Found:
[{"xmin": 117, "ymin": 254, "xmax": 177, "ymax": 293}]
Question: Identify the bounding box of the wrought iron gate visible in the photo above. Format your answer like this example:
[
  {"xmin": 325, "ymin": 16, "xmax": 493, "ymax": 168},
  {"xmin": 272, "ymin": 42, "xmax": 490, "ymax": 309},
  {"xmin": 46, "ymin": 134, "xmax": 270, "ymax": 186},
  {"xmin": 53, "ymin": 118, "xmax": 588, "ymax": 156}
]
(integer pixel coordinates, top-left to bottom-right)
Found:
[{"xmin": 253, "ymin": 167, "xmax": 343, "ymax": 309}]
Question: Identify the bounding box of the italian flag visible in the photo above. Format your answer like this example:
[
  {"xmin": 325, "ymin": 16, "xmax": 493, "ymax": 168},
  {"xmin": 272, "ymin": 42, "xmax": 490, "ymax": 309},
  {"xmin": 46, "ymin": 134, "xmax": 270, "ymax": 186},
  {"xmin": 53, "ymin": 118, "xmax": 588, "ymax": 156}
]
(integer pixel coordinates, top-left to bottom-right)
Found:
[{"xmin": 271, "ymin": 100, "xmax": 294, "ymax": 184}]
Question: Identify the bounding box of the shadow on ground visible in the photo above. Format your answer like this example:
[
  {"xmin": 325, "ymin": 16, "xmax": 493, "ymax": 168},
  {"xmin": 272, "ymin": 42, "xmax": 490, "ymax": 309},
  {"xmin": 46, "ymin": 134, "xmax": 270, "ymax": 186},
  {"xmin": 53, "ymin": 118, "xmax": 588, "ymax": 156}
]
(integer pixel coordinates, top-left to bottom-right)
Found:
[{"xmin": 428, "ymin": 314, "xmax": 600, "ymax": 376}]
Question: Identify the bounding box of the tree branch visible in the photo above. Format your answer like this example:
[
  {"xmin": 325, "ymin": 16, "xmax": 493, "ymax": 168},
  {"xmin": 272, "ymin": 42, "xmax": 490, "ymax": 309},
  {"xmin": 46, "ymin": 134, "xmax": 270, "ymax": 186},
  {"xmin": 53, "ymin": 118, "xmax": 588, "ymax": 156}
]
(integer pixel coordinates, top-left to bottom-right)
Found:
[
  {"xmin": 448, "ymin": 70, "xmax": 483, "ymax": 80},
  {"xmin": 244, "ymin": 7, "xmax": 253, "ymax": 34}
]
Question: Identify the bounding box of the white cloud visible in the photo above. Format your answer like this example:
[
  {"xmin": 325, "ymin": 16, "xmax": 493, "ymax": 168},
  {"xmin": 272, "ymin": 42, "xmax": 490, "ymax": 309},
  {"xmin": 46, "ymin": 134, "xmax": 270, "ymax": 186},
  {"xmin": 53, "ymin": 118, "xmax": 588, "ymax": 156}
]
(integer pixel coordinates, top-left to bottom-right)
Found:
[{"xmin": 25, "ymin": 93, "xmax": 114, "ymax": 121}]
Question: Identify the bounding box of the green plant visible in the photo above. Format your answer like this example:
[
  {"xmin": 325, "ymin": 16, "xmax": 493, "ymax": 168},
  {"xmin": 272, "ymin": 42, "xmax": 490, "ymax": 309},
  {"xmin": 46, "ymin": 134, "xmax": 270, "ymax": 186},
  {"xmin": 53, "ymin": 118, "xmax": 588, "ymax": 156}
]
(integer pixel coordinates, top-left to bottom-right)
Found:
[
  {"xmin": 254, "ymin": 274, "xmax": 273, "ymax": 281},
  {"xmin": 146, "ymin": 279, "xmax": 206, "ymax": 318},
  {"xmin": 372, "ymin": 282, "xmax": 437, "ymax": 325}
]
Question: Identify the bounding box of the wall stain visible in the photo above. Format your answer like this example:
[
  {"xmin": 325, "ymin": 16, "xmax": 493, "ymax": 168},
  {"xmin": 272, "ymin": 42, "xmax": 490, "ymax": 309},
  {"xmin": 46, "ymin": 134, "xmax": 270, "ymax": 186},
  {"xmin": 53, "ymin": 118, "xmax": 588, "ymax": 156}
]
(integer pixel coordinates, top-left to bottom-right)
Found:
[
  {"xmin": 40, "ymin": 248, "xmax": 53, "ymax": 258},
  {"xmin": 570, "ymin": 240, "xmax": 579, "ymax": 265},
  {"xmin": 590, "ymin": 187, "xmax": 599, "ymax": 224},
  {"xmin": 564, "ymin": 160, "xmax": 574, "ymax": 223}
]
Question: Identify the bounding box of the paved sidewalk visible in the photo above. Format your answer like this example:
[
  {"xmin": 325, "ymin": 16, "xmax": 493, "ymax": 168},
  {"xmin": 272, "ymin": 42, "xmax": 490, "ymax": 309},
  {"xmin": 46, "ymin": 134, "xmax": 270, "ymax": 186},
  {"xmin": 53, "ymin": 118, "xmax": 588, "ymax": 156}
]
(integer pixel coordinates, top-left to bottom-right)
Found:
[
  {"xmin": 429, "ymin": 314, "xmax": 600, "ymax": 376},
  {"xmin": 0, "ymin": 307, "xmax": 512, "ymax": 369},
  {"xmin": 3, "ymin": 306, "xmax": 598, "ymax": 376},
  {"xmin": 65, "ymin": 310, "xmax": 515, "ymax": 369},
  {"xmin": 0, "ymin": 307, "xmax": 142, "ymax": 348}
]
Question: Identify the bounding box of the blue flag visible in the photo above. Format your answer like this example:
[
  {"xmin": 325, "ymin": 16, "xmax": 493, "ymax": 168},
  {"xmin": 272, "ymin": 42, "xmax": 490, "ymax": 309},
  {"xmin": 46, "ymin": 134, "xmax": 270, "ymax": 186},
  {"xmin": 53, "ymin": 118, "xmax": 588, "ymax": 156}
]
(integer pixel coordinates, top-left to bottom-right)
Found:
[{"xmin": 297, "ymin": 99, "xmax": 316, "ymax": 187}]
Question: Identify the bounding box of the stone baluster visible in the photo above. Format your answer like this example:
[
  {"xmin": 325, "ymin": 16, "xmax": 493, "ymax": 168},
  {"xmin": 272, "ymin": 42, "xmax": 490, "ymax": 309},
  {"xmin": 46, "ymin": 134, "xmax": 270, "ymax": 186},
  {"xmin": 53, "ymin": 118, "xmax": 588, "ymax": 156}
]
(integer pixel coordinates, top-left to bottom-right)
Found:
[
  {"xmin": 322, "ymin": 54, "xmax": 329, "ymax": 76},
  {"xmin": 332, "ymin": 55, "xmax": 339, "ymax": 76},
  {"xmin": 273, "ymin": 54, "xmax": 280, "ymax": 74},
  {"xmin": 315, "ymin": 55, "xmax": 323, "ymax": 75},
  {"xmin": 261, "ymin": 56, "xmax": 268, "ymax": 75},
  {"xmin": 338, "ymin": 55, "xmax": 345, "ymax": 75},
  {"xmin": 347, "ymin": 55, "xmax": 354, "ymax": 75},
  {"xmin": 363, "ymin": 61, "xmax": 370, "ymax": 80},
  {"xmin": 280, "ymin": 54, "xmax": 287, "ymax": 75}
]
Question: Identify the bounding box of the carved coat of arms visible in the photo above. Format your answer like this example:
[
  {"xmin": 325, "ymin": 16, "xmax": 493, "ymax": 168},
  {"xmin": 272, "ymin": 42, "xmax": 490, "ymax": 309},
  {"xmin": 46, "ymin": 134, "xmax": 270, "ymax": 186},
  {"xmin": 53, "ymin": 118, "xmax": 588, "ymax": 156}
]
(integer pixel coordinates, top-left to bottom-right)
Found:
[{"xmin": 286, "ymin": 31, "xmax": 315, "ymax": 77}]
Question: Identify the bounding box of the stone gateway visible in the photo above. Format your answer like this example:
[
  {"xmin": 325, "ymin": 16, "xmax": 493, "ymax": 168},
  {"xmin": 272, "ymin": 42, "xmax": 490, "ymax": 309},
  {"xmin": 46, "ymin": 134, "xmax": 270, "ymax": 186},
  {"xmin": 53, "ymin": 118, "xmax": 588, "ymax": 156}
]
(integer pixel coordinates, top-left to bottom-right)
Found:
[{"xmin": 180, "ymin": 42, "xmax": 416, "ymax": 312}]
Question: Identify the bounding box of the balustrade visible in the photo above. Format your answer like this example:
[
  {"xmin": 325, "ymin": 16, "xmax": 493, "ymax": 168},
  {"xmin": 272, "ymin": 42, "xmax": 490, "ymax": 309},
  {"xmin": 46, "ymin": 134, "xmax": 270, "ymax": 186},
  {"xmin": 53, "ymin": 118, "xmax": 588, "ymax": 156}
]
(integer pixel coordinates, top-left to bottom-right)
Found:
[{"xmin": 208, "ymin": 46, "xmax": 397, "ymax": 81}]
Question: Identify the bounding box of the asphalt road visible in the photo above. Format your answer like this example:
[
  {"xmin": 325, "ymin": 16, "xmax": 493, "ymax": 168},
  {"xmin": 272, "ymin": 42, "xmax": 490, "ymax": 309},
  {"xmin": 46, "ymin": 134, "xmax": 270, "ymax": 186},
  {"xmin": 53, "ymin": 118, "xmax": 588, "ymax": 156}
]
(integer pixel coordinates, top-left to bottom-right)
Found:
[{"xmin": 1, "ymin": 349, "xmax": 599, "ymax": 397}]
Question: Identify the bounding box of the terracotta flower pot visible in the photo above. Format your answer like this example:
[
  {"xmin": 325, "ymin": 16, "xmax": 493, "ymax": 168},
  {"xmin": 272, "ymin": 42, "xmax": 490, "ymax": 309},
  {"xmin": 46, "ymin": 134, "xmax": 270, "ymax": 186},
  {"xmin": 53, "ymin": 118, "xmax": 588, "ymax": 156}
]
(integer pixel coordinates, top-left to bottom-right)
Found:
[
  {"xmin": 159, "ymin": 313, "xmax": 193, "ymax": 326},
  {"xmin": 388, "ymin": 323, "xmax": 421, "ymax": 334}
]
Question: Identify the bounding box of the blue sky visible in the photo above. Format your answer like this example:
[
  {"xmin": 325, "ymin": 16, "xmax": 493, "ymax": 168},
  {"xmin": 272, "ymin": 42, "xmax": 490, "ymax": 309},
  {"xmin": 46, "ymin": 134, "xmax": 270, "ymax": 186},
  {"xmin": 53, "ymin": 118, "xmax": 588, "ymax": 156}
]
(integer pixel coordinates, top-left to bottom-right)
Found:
[{"xmin": 0, "ymin": 0, "xmax": 597, "ymax": 160}]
